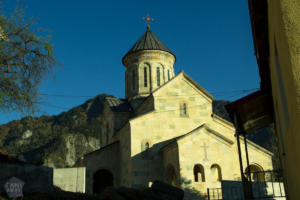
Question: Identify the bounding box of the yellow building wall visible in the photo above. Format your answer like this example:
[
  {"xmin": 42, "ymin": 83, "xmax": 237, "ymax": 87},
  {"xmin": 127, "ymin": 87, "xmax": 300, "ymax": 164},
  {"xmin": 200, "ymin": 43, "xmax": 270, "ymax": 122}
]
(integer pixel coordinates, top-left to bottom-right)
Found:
[
  {"xmin": 268, "ymin": 0, "xmax": 300, "ymax": 199},
  {"xmin": 129, "ymin": 73, "xmax": 213, "ymax": 158},
  {"xmin": 176, "ymin": 126, "xmax": 273, "ymax": 196},
  {"xmin": 126, "ymin": 73, "xmax": 273, "ymax": 193}
]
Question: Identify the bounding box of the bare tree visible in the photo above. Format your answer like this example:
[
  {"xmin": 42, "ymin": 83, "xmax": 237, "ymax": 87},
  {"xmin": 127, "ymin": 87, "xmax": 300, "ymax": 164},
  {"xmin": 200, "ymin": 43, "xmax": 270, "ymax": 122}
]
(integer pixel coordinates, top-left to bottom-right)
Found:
[{"xmin": 0, "ymin": 3, "xmax": 57, "ymax": 113}]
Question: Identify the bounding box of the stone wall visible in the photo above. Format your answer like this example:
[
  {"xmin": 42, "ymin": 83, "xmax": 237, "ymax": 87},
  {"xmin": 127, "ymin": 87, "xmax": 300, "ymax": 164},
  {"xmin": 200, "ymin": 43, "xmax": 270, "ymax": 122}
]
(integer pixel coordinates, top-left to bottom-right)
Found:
[
  {"xmin": 53, "ymin": 167, "xmax": 85, "ymax": 193},
  {"xmin": 79, "ymin": 141, "xmax": 120, "ymax": 194},
  {"xmin": 0, "ymin": 164, "xmax": 53, "ymax": 194}
]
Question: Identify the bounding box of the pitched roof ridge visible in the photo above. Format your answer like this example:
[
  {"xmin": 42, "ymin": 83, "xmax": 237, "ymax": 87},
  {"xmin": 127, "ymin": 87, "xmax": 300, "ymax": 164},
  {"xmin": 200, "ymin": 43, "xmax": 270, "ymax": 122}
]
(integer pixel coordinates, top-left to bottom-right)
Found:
[{"xmin": 142, "ymin": 29, "xmax": 148, "ymax": 49}]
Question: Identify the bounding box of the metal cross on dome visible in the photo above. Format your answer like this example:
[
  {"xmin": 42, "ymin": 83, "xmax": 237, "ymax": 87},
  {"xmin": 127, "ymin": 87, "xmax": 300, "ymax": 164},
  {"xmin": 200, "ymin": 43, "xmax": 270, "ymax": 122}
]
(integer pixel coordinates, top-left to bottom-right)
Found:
[{"xmin": 143, "ymin": 14, "xmax": 154, "ymax": 29}]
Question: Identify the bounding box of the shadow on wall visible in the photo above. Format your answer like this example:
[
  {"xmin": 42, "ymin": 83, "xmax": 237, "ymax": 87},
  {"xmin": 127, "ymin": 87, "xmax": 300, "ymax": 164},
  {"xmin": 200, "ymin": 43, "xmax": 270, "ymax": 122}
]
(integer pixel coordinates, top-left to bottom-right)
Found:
[
  {"xmin": 180, "ymin": 177, "xmax": 207, "ymax": 200},
  {"xmin": 129, "ymin": 139, "xmax": 207, "ymax": 200}
]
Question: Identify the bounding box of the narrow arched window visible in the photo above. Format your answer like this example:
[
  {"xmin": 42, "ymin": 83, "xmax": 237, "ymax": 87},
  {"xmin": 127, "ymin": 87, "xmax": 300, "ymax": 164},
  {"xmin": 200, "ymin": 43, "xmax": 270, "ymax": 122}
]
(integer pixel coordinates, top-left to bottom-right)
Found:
[
  {"xmin": 132, "ymin": 70, "xmax": 136, "ymax": 90},
  {"xmin": 167, "ymin": 69, "xmax": 170, "ymax": 81},
  {"xmin": 157, "ymin": 67, "xmax": 160, "ymax": 86},
  {"xmin": 245, "ymin": 164, "xmax": 264, "ymax": 182},
  {"xmin": 145, "ymin": 142, "xmax": 149, "ymax": 150},
  {"xmin": 144, "ymin": 67, "xmax": 147, "ymax": 87},
  {"xmin": 106, "ymin": 123, "xmax": 109, "ymax": 144},
  {"xmin": 211, "ymin": 164, "xmax": 222, "ymax": 181},
  {"xmin": 183, "ymin": 103, "xmax": 187, "ymax": 115},
  {"xmin": 125, "ymin": 72, "xmax": 128, "ymax": 93},
  {"xmin": 194, "ymin": 164, "xmax": 205, "ymax": 182},
  {"xmin": 180, "ymin": 103, "xmax": 188, "ymax": 117}
]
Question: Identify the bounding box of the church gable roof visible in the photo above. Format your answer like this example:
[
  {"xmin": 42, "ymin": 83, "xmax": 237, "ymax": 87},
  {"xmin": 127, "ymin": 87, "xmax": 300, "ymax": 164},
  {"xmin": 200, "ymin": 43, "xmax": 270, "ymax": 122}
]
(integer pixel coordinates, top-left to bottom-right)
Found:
[
  {"xmin": 105, "ymin": 97, "xmax": 133, "ymax": 112},
  {"xmin": 180, "ymin": 124, "xmax": 234, "ymax": 145},
  {"xmin": 152, "ymin": 71, "xmax": 214, "ymax": 101},
  {"xmin": 160, "ymin": 124, "xmax": 234, "ymax": 152},
  {"xmin": 130, "ymin": 71, "xmax": 213, "ymax": 120}
]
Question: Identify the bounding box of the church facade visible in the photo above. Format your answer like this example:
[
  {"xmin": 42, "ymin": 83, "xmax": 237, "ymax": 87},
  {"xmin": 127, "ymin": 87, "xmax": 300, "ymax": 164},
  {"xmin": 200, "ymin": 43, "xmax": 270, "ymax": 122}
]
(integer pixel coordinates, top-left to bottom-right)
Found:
[{"xmin": 77, "ymin": 26, "xmax": 273, "ymax": 196}]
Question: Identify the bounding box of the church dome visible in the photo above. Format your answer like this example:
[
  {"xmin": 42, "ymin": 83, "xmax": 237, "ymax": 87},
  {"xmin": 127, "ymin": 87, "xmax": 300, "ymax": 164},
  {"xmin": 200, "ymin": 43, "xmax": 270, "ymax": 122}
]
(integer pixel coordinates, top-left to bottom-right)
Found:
[{"xmin": 122, "ymin": 27, "xmax": 176, "ymax": 65}]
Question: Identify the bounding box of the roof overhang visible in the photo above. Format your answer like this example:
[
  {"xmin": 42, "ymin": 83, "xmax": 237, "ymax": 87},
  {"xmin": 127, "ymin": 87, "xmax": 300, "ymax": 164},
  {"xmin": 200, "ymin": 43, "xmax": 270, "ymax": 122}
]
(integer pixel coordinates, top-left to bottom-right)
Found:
[
  {"xmin": 225, "ymin": 90, "xmax": 274, "ymax": 134},
  {"xmin": 248, "ymin": 0, "xmax": 271, "ymax": 90},
  {"xmin": 225, "ymin": 1, "xmax": 273, "ymax": 134}
]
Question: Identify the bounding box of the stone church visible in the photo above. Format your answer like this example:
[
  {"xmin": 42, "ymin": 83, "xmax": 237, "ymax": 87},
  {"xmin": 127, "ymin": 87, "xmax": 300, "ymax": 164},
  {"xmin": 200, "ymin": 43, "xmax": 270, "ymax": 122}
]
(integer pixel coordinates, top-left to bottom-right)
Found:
[{"xmin": 77, "ymin": 25, "xmax": 273, "ymax": 195}]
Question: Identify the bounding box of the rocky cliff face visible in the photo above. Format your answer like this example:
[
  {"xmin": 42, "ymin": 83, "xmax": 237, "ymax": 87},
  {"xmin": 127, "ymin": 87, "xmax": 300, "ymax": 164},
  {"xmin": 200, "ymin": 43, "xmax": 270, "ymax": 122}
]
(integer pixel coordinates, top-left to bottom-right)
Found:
[
  {"xmin": 0, "ymin": 96, "xmax": 279, "ymax": 169},
  {"xmin": 0, "ymin": 94, "xmax": 112, "ymax": 168}
]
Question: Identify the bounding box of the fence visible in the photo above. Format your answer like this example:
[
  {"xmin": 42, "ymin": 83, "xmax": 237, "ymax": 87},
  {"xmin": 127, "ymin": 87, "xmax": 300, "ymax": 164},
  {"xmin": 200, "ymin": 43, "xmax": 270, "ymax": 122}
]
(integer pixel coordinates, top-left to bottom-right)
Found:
[{"xmin": 207, "ymin": 170, "xmax": 286, "ymax": 200}]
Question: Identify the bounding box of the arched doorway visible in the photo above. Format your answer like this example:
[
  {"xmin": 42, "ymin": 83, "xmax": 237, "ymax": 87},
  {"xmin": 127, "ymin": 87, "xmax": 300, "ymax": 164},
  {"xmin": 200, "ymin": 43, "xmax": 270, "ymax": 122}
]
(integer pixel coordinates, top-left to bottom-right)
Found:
[
  {"xmin": 93, "ymin": 169, "xmax": 114, "ymax": 194},
  {"xmin": 245, "ymin": 164, "xmax": 264, "ymax": 182}
]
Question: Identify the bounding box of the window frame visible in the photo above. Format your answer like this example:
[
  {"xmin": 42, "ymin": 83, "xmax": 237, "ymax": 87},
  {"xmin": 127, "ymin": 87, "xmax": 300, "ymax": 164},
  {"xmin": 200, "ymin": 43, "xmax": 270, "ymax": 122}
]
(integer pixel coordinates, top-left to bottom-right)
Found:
[
  {"xmin": 156, "ymin": 67, "xmax": 161, "ymax": 86},
  {"xmin": 144, "ymin": 67, "xmax": 148, "ymax": 87}
]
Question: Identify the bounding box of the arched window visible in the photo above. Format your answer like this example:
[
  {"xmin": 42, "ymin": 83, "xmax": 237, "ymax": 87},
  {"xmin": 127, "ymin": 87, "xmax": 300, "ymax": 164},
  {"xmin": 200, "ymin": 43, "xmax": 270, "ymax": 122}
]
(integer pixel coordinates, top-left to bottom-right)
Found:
[
  {"xmin": 156, "ymin": 67, "xmax": 160, "ymax": 86},
  {"xmin": 144, "ymin": 67, "xmax": 148, "ymax": 87},
  {"xmin": 125, "ymin": 72, "xmax": 128, "ymax": 93},
  {"xmin": 141, "ymin": 140, "xmax": 151, "ymax": 151},
  {"xmin": 245, "ymin": 164, "xmax": 264, "ymax": 182},
  {"xmin": 132, "ymin": 70, "xmax": 136, "ymax": 90},
  {"xmin": 167, "ymin": 69, "xmax": 170, "ymax": 81},
  {"xmin": 183, "ymin": 103, "xmax": 187, "ymax": 115},
  {"xmin": 145, "ymin": 142, "xmax": 149, "ymax": 150},
  {"xmin": 180, "ymin": 103, "xmax": 188, "ymax": 117},
  {"xmin": 194, "ymin": 164, "xmax": 205, "ymax": 182},
  {"xmin": 106, "ymin": 123, "xmax": 109, "ymax": 144},
  {"xmin": 211, "ymin": 164, "xmax": 222, "ymax": 181}
]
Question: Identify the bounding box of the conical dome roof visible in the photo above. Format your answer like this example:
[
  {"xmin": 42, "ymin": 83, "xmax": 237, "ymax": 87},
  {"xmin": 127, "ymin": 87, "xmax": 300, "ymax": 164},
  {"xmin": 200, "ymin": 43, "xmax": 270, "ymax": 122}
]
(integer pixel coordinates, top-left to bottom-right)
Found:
[{"xmin": 122, "ymin": 27, "xmax": 175, "ymax": 64}]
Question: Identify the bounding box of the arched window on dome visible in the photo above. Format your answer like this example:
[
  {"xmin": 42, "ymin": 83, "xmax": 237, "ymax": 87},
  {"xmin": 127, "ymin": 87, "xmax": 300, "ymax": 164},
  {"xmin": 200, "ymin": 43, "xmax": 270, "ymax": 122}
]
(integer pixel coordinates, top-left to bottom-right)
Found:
[
  {"xmin": 144, "ymin": 67, "xmax": 148, "ymax": 87},
  {"xmin": 125, "ymin": 71, "xmax": 128, "ymax": 93},
  {"xmin": 106, "ymin": 123, "xmax": 109, "ymax": 144},
  {"xmin": 167, "ymin": 69, "xmax": 170, "ymax": 81},
  {"xmin": 132, "ymin": 69, "xmax": 136, "ymax": 90},
  {"xmin": 156, "ymin": 67, "xmax": 161, "ymax": 86}
]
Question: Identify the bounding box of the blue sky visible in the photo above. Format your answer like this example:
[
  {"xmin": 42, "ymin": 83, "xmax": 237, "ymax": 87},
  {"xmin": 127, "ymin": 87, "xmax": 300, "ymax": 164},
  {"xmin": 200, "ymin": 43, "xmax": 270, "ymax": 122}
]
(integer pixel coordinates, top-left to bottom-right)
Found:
[{"xmin": 0, "ymin": 0, "xmax": 260, "ymax": 124}]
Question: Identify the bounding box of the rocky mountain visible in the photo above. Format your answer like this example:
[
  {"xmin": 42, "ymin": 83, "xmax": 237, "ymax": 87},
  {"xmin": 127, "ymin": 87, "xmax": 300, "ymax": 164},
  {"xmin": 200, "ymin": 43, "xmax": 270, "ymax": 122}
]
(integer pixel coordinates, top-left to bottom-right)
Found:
[
  {"xmin": 0, "ymin": 94, "xmax": 113, "ymax": 168},
  {"xmin": 0, "ymin": 97, "xmax": 279, "ymax": 169}
]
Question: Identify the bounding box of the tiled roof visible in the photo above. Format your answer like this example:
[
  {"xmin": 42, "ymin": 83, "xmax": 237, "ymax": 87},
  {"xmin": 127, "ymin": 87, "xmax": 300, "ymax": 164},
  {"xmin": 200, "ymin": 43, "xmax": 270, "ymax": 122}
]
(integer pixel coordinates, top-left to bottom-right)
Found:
[
  {"xmin": 122, "ymin": 28, "xmax": 175, "ymax": 63},
  {"xmin": 106, "ymin": 97, "xmax": 132, "ymax": 112}
]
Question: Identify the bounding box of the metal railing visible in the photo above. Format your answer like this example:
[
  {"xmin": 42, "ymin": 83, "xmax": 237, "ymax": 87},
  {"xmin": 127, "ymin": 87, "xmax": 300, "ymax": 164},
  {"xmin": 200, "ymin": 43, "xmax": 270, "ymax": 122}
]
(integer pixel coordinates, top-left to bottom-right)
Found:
[
  {"xmin": 207, "ymin": 188, "xmax": 222, "ymax": 200},
  {"xmin": 207, "ymin": 170, "xmax": 286, "ymax": 200},
  {"xmin": 207, "ymin": 186, "xmax": 243, "ymax": 200},
  {"xmin": 248, "ymin": 170, "xmax": 285, "ymax": 199}
]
